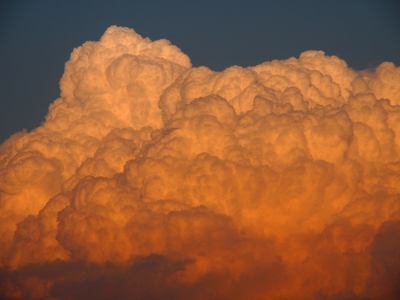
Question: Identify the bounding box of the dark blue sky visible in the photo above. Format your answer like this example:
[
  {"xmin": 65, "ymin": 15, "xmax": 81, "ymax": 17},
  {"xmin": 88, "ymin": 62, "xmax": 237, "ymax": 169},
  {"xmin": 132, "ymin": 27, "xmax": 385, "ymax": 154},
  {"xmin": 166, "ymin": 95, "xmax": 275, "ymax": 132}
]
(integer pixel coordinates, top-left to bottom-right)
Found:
[{"xmin": 1, "ymin": 0, "xmax": 399, "ymax": 143}]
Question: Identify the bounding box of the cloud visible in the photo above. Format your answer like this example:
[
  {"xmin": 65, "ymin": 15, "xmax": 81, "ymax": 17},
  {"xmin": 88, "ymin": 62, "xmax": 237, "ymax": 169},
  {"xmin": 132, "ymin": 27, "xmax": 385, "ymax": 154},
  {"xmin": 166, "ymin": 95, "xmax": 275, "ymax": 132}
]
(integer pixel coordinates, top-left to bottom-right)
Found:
[{"xmin": 1, "ymin": 26, "xmax": 400, "ymax": 299}]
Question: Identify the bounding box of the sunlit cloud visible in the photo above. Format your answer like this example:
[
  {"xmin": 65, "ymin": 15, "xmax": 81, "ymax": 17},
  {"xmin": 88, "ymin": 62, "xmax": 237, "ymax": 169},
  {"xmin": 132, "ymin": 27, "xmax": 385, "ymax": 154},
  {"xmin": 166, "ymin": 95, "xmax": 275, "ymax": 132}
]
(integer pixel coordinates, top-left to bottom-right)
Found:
[{"xmin": 1, "ymin": 26, "xmax": 399, "ymax": 299}]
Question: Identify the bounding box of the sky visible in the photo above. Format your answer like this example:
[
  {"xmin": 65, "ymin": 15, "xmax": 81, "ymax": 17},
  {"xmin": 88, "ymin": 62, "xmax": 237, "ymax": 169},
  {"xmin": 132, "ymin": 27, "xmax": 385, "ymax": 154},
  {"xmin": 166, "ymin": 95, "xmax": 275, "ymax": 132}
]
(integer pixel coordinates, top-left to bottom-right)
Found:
[{"xmin": 1, "ymin": 0, "xmax": 400, "ymax": 143}]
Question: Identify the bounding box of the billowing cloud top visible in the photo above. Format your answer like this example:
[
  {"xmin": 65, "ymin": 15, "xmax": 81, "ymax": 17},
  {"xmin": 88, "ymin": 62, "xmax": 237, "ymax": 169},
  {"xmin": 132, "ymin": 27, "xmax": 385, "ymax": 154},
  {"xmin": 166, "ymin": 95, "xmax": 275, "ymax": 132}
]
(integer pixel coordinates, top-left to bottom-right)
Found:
[{"xmin": 1, "ymin": 26, "xmax": 400, "ymax": 300}]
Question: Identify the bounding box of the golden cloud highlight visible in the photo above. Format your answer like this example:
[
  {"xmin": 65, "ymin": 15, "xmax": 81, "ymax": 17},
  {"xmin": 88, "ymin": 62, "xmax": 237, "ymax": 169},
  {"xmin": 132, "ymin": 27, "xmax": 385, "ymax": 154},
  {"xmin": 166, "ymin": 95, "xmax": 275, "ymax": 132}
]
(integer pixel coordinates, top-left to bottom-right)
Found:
[{"xmin": 0, "ymin": 26, "xmax": 399, "ymax": 299}]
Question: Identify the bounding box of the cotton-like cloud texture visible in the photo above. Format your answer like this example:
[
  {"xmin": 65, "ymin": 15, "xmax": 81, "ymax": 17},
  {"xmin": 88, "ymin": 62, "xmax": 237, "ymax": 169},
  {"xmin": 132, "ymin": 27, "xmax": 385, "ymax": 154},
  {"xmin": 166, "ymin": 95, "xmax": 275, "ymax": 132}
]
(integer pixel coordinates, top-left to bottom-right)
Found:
[{"xmin": 1, "ymin": 26, "xmax": 400, "ymax": 299}]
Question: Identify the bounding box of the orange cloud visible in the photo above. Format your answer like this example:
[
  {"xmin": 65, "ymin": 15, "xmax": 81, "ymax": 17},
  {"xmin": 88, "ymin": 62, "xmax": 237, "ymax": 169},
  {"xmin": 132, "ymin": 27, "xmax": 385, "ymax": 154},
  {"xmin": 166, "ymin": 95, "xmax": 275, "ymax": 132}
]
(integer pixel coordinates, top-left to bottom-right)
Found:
[{"xmin": 1, "ymin": 26, "xmax": 400, "ymax": 299}]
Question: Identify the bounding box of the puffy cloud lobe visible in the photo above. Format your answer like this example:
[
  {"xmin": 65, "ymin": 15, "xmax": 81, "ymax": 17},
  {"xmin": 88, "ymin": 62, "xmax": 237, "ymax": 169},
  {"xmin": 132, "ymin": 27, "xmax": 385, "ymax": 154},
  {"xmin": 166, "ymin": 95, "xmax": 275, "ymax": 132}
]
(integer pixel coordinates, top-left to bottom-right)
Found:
[{"xmin": 1, "ymin": 26, "xmax": 400, "ymax": 299}]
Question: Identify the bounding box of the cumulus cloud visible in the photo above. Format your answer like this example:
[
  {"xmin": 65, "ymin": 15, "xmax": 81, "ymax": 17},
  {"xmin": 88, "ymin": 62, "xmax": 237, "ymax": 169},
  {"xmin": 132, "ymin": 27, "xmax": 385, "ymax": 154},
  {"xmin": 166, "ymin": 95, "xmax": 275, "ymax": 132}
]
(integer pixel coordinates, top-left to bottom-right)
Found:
[{"xmin": 1, "ymin": 26, "xmax": 400, "ymax": 299}]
